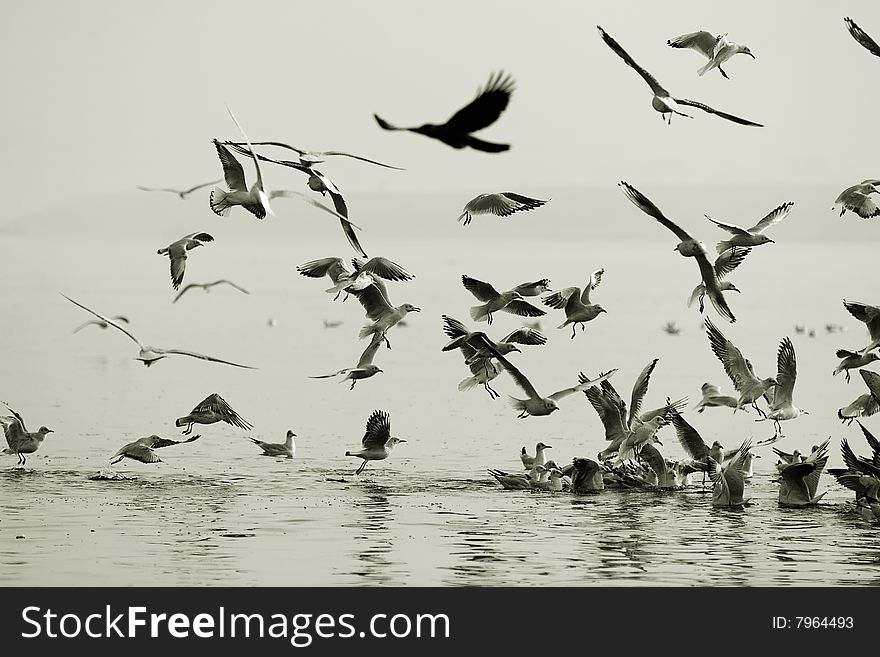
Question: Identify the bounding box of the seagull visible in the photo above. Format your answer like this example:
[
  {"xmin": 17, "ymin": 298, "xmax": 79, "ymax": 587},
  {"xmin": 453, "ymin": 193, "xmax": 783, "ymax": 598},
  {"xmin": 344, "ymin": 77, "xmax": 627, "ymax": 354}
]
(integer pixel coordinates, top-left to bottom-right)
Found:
[
  {"xmin": 531, "ymin": 464, "xmax": 567, "ymax": 492},
  {"xmin": 248, "ymin": 430, "xmax": 296, "ymax": 458},
  {"xmin": 617, "ymin": 416, "xmax": 667, "ymax": 462},
  {"xmin": 686, "ymin": 247, "xmax": 751, "ymax": 314},
  {"xmin": 374, "ymin": 71, "xmax": 515, "ymax": 152},
  {"xmin": 310, "ymin": 333, "xmax": 385, "ymax": 390},
  {"xmin": 226, "ymin": 140, "xmax": 404, "ymax": 170},
  {"xmin": 598, "ymin": 26, "xmax": 763, "ymax": 126},
  {"xmin": 639, "ymin": 442, "xmax": 678, "ymax": 488},
  {"xmin": 62, "ymin": 294, "xmax": 256, "ymax": 369},
  {"xmin": 541, "ymin": 268, "xmax": 607, "ymax": 338},
  {"xmin": 521, "ymin": 442, "xmax": 552, "ymax": 470},
  {"xmin": 667, "ymin": 31, "xmax": 733, "ymax": 78},
  {"xmin": 467, "ymin": 333, "xmax": 617, "ymax": 417},
  {"xmin": 297, "ymin": 257, "xmax": 355, "ymax": 299},
  {"xmin": 833, "ymin": 180, "xmax": 880, "ymax": 219},
  {"xmin": 670, "ymin": 409, "xmax": 715, "ymax": 482},
  {"xmin": 707, "ymin": 439, "xmax": 753, "ymax": 507},
  {"xmin": 157, "ymin": 232, "xmax": 214, "ymax": 291},
  {"xmin": 570, "ymin": 457, "xmax": 605, "ymax": 493},
  {"xmin": 839, "ymin": 370, "xmax": 880, "ymax": 424},
  {"xmin": 345, "ymin": 410, "xmax": 405, "ymax": 475},
  {"xmin": 621, "ymin": 181, "xmax": 738, "ymax": 322},
  {"xmin": 110, "ymin": 434, "xmax": 200, "ymax": 465},
  {"xmin": 488, "ymin": 467, "xmax": 538, "ymax": 490},
  {"xmin": 778, "ymin": 439, "xmax": 829, "ymax": 507},
  {"xmin": 512, "ymin": 280, "xmax": 552, "ymax": 297},
  {"xmin": 757, "ymin": 337, "xmax": 807, "ymax": 435},
  {"xmin": 209, "ymin": 106, "xmax": 273, "ymax": 219},
  {"xmin": 326, "ymin": 256, "xmax": 415, "ymax": 298},
  {"xmin": 323, "ymin": 319, "xmax": 343, "ymax": 329},
  {"xmin": 462, "ymin": 275, "xmax": 546, "ymax": 325},
  {"xmin": 834, "ymin": 349, "xmax": 880, "ymax": 383},
  {"xmin": 705, "ymin": 318, "xmax": 778, "ymax": 415},
  {"xmin": 828, "ymin": 424, "xmax": 880, "ymax": 501},
  {"xmin": 175, "ymin": 393, "xmax": 253, "ymax": 435},
  {"xmin": 137, "ymin": 179, "xmax": 221, "ymax": 199},
  {"xmin": 0, "ymin": 401, "xmax": 53, "ymax": 468},
  {"xmin": 347, "ymin": 263, "xmax": 418, "ymax": 348},
  {"xmin": 843, "ymin": 300, "xmax": 880, "ymax": 355},
  {"xmin": 223, "ymin": 143, "xmax": 367, "ymax": 258},
  {"xmin": 173, "ymin": 280, "xmax": 249, "ymax": 304},
  {"xmin": 694, "ymin": 382, "xmax": 740, "ymax": 413},
  {"xmin": 73, "ymin": 315, "xmax": 130, "ymax": 334},
  {"xmin": 856, "ymin": 497, "xmax": 880, "ymax": 522},
  {"xmin": 705, "ymin": 202, "xmax": 794, "ymax": 253},
  {"xmin": 663, "ymin": 321, "xmax": 681, "ymax": 335},
  {"xmin": 844, "ymin": 17, "xmax": 880, "ymax": 58},
  {"xmin": 694, "ymin": 33, "xmax": 755, "ymax": 77},
  {"xmin": 457, "ymin": 193, "xmax": 549, "ymax": 226}
]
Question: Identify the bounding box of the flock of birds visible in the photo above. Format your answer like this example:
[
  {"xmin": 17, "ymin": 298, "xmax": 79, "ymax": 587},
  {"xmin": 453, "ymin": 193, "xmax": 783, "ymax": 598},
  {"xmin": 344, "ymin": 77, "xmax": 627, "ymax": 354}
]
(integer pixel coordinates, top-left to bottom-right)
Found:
[{"xmin": 3, "ymin": 18, "xmax": 880, "ymax": 522}]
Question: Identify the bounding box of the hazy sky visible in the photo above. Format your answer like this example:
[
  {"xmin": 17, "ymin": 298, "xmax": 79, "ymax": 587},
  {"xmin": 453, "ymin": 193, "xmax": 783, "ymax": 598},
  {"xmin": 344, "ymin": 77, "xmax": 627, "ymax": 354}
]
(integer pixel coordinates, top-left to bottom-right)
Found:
[{"xmin": 2, "ymin": 0, "xmax": 880, "ymax": 220}]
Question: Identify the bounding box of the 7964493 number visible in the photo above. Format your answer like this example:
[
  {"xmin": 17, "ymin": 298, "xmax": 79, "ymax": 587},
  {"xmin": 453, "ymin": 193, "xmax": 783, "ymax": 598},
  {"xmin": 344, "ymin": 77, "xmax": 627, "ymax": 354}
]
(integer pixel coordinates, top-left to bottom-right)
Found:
[{"xmin": 795, "ymin": 617, "xmax": 853, "ymax": 629}]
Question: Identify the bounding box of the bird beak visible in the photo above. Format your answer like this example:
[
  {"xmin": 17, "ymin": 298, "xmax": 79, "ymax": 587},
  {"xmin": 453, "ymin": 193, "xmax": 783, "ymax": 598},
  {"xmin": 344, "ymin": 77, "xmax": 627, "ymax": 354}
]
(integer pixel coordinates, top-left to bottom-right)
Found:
[
  {"xmin": 747, "ymin": 52, "xmax": 756, "ymax": 59},
  {"xmin": 544, "ymin": 445, "xmax": 553, "ymax": 449},
  {"xmin": 412, "ymin": 307, "xmax": 421, "ymax": 312},
  {"xmin": 655, "ymin": 439, "xmax": 663, "ymax": 446},
  {"xmin": 377, "ymin": 368, "xmax": 384, "ymax": 373},
  {"xmin": 47, "ymin": 429, "xmax": 55, "ymax": 433},
  {"xmin": 399, "ymin": 439, "xmax": 407, "ymax": 443},
  {"xmin": 753, "ymin": 454, "xmax": 762, "ymax": 459},
  {"xmin": 767, "ymin": 238, "xmax": 775, "ymax": 244}
]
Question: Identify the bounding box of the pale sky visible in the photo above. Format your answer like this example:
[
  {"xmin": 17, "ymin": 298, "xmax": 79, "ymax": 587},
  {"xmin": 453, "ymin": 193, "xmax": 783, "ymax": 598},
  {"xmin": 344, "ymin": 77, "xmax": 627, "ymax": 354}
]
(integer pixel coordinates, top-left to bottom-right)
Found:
[{"xmin": 2, "ymin": 0, "xmax": 880, "ymax": 220}]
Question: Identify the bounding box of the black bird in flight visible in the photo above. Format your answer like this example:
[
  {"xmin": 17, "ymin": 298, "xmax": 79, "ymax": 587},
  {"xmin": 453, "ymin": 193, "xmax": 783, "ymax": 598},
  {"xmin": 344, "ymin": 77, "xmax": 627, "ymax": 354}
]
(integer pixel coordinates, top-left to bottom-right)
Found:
[{"xmin": 374, "ymin": 71, "xmax": 515, "ymax": 152}]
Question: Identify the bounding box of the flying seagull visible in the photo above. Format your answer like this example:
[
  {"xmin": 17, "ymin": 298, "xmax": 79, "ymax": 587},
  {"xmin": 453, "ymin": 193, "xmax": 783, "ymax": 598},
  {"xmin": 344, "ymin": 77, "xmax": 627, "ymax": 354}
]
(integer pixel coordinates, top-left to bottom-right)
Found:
[
  {"xmin": 73, "ymin": 315, "xmax": 130, "ymax": 334},
  {"xmin": 705, "ymin": 318, "xmax": 778, "ymax": 415},
  {"xmin": 695, "ymin": 33, "xmax": 755, "ymax": 77},
  {"xmin": 110, "ymin": 434, "xmax": 200, "ymax": 465},
  {"xmin": 226, "ymin": 140, "xmax": 404, "ymax": 170},
  {"xmin": 173, "ymin": 280, "xmax": 249, "ymax": 304},
  {"xmin": 834, "ymin": 349, "xmax": 880, "ymax": 382},
  {"xmin": 374, "ymin": 71, "xmax": 515, "ymax": 152},
  {"xmin": 620, "ymin": 181, "xmax": 738, "ymax": 323},
  {"xmin": 844, "ymin": 17, "xmax": 880, "ymax": 58},
  {"xmin": 598, "ymin": 26, "xmax": 763, "ymax": 126},
  {"xmin": 462, "ymin": 275, "xmax": 545, "ymax": 325},
  {"xmin": 843, "ymin": 300, "xmax": 880, "ymax": 355},
  {"xmin": 839, "ymin": 369, "xmax": 880, "ymax": 424},
  {"xmin": 175, "ymin": 393, "xmax": 253, "ymax": 435},
  {"xmin": 209, "ymin": 106, "xmax": 274, "ymax": 219},
  {"xmin": 157, "ymin": 232, "xmax": 214, "ymax": 291},
  {"xmin": 62, "ymin": 294, "xmax": 256, "ymax": 369},
  {"xmin": 706, "ymin": 202, "xmax": 794, "ymax": 253},
  {"xmin": 310, "ymin": 333, "xmax": 385, "ymax": 390},
  {"xmin": 758, "ymin": 337, "xmax": 807, "ymax": 435},
  {"xmin": 1, "ymin": 401, "xmax": 54, "ymax": 468},
  {"xmin": 694, "ymin": 382, "xmax": 740, "ymax": 413},
  {"xmin": 833, "ymin": 180, "xmax": 880, "ymax": 219},
  {"xmin": 667, "ymin": 31, "xmax": 731, "ymax": 78},
  {"xmin": 457, "ymin": 192, "xmax": 549, "ymax": 226},
  {"xmin": 345, "ymin": 410, "xmax": 406, "ymax": 475},
  {"xmin": 137, "ymin": 179, "xmax": 221, "ymax": 199},
  {"xmin": 541, "ymin": 268, "xmax": 607, "ymax": 338},
  {"xmin": 248, "ymin": 430, "xmax": 296, "ymax": 458}
]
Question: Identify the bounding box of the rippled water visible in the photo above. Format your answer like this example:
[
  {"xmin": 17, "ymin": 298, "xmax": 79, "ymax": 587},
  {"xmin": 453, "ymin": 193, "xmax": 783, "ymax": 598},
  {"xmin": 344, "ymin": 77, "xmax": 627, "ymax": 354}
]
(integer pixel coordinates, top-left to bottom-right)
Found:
[{"xmin": 0, "ymin": 200, "xmax": 878, "ymax": 586}]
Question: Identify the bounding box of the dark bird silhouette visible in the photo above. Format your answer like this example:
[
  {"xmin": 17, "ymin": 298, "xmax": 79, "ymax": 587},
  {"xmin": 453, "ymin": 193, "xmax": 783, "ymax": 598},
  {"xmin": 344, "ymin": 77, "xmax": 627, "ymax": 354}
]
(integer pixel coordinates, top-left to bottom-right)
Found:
[
  {"xmin": 845, "ymin": 17, "xmax": 880, "ymax": 58},
  {"xmin": 374, "ymin": 71, "xmax": 515, "ymax": 152}
]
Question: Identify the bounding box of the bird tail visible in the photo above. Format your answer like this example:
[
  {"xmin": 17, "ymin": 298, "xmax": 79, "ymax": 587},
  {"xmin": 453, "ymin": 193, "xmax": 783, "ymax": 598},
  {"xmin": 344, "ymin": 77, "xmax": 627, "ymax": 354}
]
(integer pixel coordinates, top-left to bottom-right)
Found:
[
  {"xmin": 508, "ymin": 397, "xmax": 528, "ymax": 411},
  {"xmin": 458, "ymin": 376, "xmax": 478, "ymax": 392},
  {"xmin": 464, "ymin": 136, "xmax": 510, "ymax": 153},
  {"xmin": 209, "ymin": 188, "xmax": 231, "ymax": 217},
  {"xmin": 557, "ymin": 320, "xmax": 571, "ymax": 330},
  {"xmin": 698, "ymin": 60, "xmax": 714, "ymax": 76},
  {"xmin": 359, "ymin": 323, "xmax": 380, "ymax": 340},
  {"xmin": 716, "ymin": 240, "xmax": 733, "ymax": 254},
  {"xmin": 470, "ymin": 304, "xmax": 489, "ymax": 322}
]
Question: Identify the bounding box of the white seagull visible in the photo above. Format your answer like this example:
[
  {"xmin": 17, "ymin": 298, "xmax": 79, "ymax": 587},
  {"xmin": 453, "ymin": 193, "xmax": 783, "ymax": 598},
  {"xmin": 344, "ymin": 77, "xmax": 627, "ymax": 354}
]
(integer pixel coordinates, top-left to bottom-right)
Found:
[
  {"xmin": 598, "ymin": 26, "xmax": 763, "ymax": 126},
  {"xmin": 694, "ymin": 33, "xmax": 755, "ymax": 77},
  {"xmin": 345, "ymin": 410, "xmax": 405, "ymax": 475},
  {"xmin": 541, "ymin": 268, "xmax": 607, "ymax": 338},
  {"xmin": 157, "ymin": 232, "xmax": 214, "ymax": 291},
  {"xmin": 706, "ymin": 202, "xmax": 794, "ymax": 254},
  {"xmin": 757, "ymin": 337, "xmax": 807, "ymax": 435},
  {"xmin": 1, "ymin": 401, "xmax": 54, "ymax": 468},
  {"xmin": 843, "ymin": 300, "xmax": 880, "ymax": 355},
  {"xmin": 686, "ymin": 247, "xmax": 751, "ymax": 314},
  {"xmin": 833, "ymin": 180, "xmax": 880, "ymax": 219},
  {"xmin": 175, "ymin": 393, "xmax": 253, "ymax": 435},
  {"xmin": 173, "ymin": 279, "xmax": 249, "ymax": 304},
  {"xmin": 63, "ymin": 294, "xmax": 257, "ymax": 369},
  {"xmin": 705, "ymin": 318, "xmax": 778, "ymax": 415},
  {"xmin": 110, "ymin": 434, "xmax": 200, "ymax": 465},
  {"xmin": 778, "ymin": 439, "xmax": 830, "ymax": 507},
  {"xmin": 457, "ymin": 192, "xmax": 549, "ymax": 226},
  {"xmin": 667, "ymin": 31, "xmax": 738, "ymax": 79},
  {"xmin": 462, "ymin": 275, "xmax": 545, "ymax": 325},
  {"xmin": 310, "ymin": 333, "xmax": 385, "ymax": 390},
  {"xmin": 249, "ymin": 430, "xmax": 296, "ymax": 458},
  {"xmin": 839, "ymin": 369, "xmax": 880, "ymax": 424}
]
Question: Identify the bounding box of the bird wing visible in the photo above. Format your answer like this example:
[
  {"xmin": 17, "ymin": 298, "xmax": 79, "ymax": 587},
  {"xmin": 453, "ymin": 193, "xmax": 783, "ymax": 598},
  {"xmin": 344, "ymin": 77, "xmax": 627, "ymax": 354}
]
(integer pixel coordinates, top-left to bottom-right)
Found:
[
  {"xmin": 768, "ymin": 337, "xmax": 796, "ymax": 408},
  {"xmin": 356, "ymin": 334, "xmax": 384, "ymax": 368},
  {"xmin": 673, "ymin": 98, "xmax": 764, "ymax": 127},
  {"xmin": 0, "ymin": 401, "xmax": 28, "ymax": 436},
  {"xmin": 297, "ymin": 257, "xmax": 350, "ymax": 281},
  {"xmin": 444, "ymin": 71, "xmax": 515, "ymax": 134},
  {"xmin": 183, "ymin": 232, "xmax": 215, "ymax": 244},
  {"xmin": 502, "ymin": 300, "xmax": 547, "ymax": 318},
  {"xmin": 212, "ymin": 141, "xmax": 248, "ymax": 192},
  {"xmin": 214, "ymin": 280, "xmax": 249, "ymax": 295},
  {"xmin": 843, "ymin": 191, "xmax": 880, "ymax": 218},
  {"xmin": 351, "ymin": 281, "xmax": 395, "ymax": 321},
  {"xmin": 667, "ymin": 31, "xmax": 718, "ymax": 58},
  {"xmin": 845, "ymin": 17, "xmax": 880, "ymax": 58},
  {"xmin": 639, "ymin": 442, "xmax": 668, "ymax": 484},
  {"xmin": 780, "ymin": 462, "xmax": 814, "ymax": 501},
  {"xmin": 462, "ymin": 275, "xmax": 500, "ymax": 302},
  {"xmin": 62, "ymin": 294, "xmax": 144, "ymax": 348},
  {"xmin": 713, "ymin": 246, "xmax": 751, "ymax": 279},
  {"xmin": 359, "ymin": 257, "xmax": 413, "ymax": 282},
  {"xmin": 670, "ymin": 410, "xmax": 709, "ymax": 459},
  {"xmin": 373, "ymin": 114, "xmax": 405, "ymax": 131},
  {"xmin": 704, "ymin": 215, "xmax": 750, "ymax": 236},
  {"xmin": 862, "ymin": 369, "xmax": 880, "ymax": 403},
  {"xmin": 471, "ymin": 334, "xmax": 540, "ymax": 400},
  {"xmin": 843, "ymin": 300, "xmax": 880, "ymax": 341},
  {"xmin": 584, "ymin": 385, "xmax": 628, "ymax": 443},
  {"xmin": 581, "ymin": 268, "xmax": 604, "ymax": 304},
  {"xmin": 362, "ymin": 409, "xmax": 391, "ymax": 449},
  {"xmin": 705, "ymin": 318, "xmax": 753, "ymax": 391},
  {"xmin": 172, "ymin": 284, "xmax": 199, "ymax": 303},
  {"xmin": 181, "ymin": 179, "xmax": 223, "ymax": 196},
  {"xmin": 696, "ymin": 252, "xmax": 736, "ymax": 323},
  {"xmin": 150, "ymin": 435, "xmax": 201, "ymax": 450},
  {"xmin": 226, "ymin": 105, "xmax": 270, "ymax": 211},
  {"xmin": 549, "ymin": 370, "xmax": 618, "ymax": 402},
  {"xmin": 627, "ymin": 358, "xmax": 659, "ymax": 428},
  {"xmin": 597, "ymin": 26, "xmax": 669, "ymax": 96},
  {"xmin": 619, "ymin": 182, "xmax": 694, "ymax": 243},
  {"xmin": 441, "ymin": 314, "xmax": 470, "ymax": 342},
  {"xmin": 459, "ymin": 192, "xmax": 547, "ymax": 220},
  {"xmin": 240, "ymin": 141, "xmax": 405, "ymax": 170},
  {"xmin": 747, "ymin": 201, "xmax": 794, "ymax": 234},
  {"xmin": 168, "ymin": 245, "xmax": 187, "ymax": 291},
  {"xmin": 857, "ymin": 421, "xmax": 880, "ymax": 469},
  {"xmin": 273, "ymin": 189, "xmax": 363, "ymax": 230},
  {"xmin": 160, "ymin": 348, "xmax": 256, "ymax": 369},
  {"xmin": 192, "ymin": 393, "xmax": 253, "ymax": 431},
  {"xmin": 500, "ymin": 327, "xmax": 547, "ymax": 346},
  {"xmin": 542, "ymin": 287, "xmax": 579, "ymax": 311}
]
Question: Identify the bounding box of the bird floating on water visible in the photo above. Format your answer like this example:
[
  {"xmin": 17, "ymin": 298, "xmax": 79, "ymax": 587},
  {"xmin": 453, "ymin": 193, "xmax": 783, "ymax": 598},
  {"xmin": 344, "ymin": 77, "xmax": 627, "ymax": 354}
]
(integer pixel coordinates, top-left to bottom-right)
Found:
[
  {"xmin": 598, "ymin": 26, "xmax": 763, "ymax": 126},
  {"xmin": 345, "ymin": 410, "xmax": 405, "ymax": 475},
  {"xmin": 521, "ymin": 442, "xmax": 552, "ymax": 470},
  {"xmin": 63, "ymin": 295, "xmax": 257, "ymax": 369},
  {"xmin": 175, "ymin": 393, "xmax": 253, "ymax": 435},
  {"xmin": 457, "ymin": 192, "xmax": 549, "ymax": 226},
  {"xmin": 777, "ymin": 438, "xmax": 829, "ymax": 507},
  {"xmin": 173, "ymin": 280, "xmax": 249, "ymax": 304},
  {"xmin": 1, "ymin": 401, "xmax": 53, "ymax": 468},
  {"xmin": 249, "ymin": 430, "xmax": 296, "ymax": 458},
  {"xmin": 157, "ymin": 232, "xmax": 214, "ymax": 291}
]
